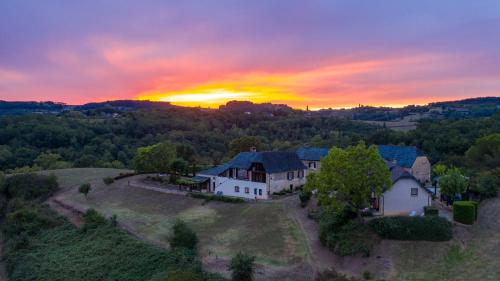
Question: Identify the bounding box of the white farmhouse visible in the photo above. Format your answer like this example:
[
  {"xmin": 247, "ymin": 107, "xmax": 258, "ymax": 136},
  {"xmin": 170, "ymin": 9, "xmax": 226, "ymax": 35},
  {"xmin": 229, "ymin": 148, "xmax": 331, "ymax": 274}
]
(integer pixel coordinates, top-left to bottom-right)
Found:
[
  {"xmin": 196, "ymin": 151, "xmax": 307, "ymax": 200},
  {"xmin": 372, "ymin": 165, "xmax": 432, "ymax": 215}
]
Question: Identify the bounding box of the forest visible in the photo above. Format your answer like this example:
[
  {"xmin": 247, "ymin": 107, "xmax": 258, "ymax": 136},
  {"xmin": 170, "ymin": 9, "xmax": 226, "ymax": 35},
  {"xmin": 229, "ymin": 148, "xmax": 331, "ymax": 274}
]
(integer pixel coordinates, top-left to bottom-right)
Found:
[{"xmin": 0, "ymin": 100, "xmax": 498, "ymax": 174}]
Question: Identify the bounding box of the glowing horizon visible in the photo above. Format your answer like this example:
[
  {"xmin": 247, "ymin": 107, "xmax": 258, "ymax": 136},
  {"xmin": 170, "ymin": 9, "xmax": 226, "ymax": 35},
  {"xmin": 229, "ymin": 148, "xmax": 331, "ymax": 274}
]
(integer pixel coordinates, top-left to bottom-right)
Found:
[{"xmin": 1, "ymin": 1, "xmax": 500, "ymax": 107}]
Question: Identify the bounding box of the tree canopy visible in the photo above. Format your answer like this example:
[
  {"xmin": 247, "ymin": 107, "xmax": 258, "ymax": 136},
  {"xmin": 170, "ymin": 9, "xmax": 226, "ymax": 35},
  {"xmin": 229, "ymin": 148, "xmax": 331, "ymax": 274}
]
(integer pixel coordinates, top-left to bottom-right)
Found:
[
  {"xmin": 306, "ymin": 142, "xmax": 391, "ymax": 213},
  {"xmin": 439, "ymin": 168, "xmax": 469, "ymax": 196},
  {"xmin": 134, "ymin": 141, "xmax": 177, "ymax": 173},
  {"xmin": 465, "ymin": 133, "xmax": 500, "ymax": 171}
]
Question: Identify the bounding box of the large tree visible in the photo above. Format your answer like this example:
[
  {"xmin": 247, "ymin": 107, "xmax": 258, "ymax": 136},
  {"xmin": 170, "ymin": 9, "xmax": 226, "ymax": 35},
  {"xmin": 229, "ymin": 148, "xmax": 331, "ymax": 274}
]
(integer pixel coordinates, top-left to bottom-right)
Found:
[
  {"xmin": 306, "ymin": 142, "xmax": 391, "ymax": 216},
  {"xmin": 439, "ymin": 168, "xmax": 468, "ymax": 196},
  {"xmin": 133, "ymin": 141, "xmax": 177, "ymax": 173},
  {"xmin": 465, "ymin": 133, "xmax": 500, "ymax": 171}
]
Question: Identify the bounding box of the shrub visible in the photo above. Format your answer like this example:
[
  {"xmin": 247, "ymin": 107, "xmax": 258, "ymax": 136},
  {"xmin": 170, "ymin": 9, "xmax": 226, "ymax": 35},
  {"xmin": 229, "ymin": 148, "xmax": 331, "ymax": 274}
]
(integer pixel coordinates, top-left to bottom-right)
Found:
[
  {"xmin": 424, "ymin": 206, "xmax": 439, "ymax": 216},
  {"xmin": 169, "ymin": 219, "xmax": 198, "ymax": 251},
  {"xmin": 78, "ymin": 183, "xmax": 91, "ymax": 198},
  {"xmin": 2, "ymin": 173, "xmax": 58, "ymax": 201},
  {"xmin": 470, "ymin": 201, "xmax": 478, "ymax": 221},
  {"xmin": 453, "ymin": 201, "xmax": 476, "ymax": 224},
  {"xmin": 299, "ymin": 191, "xmax": 312, "ymax": 207},
  {"xmin": 82, "ymin": 209, "xmax": 108, "ymax": 230},
  {"xmin": 189, "ymin": 192, "xmax": 244, "ymax": 203},
  {"xmin": 228, "ymin": 252, "xmax": 255, "ymax": 281},
  {"xmin": 319, "ymin": 209, "xmax": 375, "ymax": 256},
  {"xmin": 308, "ymin": 207, "xmax": 323, "ymax": 222},
  {"xmin": 103, "ymin": 177, "xmax": 114, "ymax": 185},
  {"xmin": 369, "ymin": 216, "xmax": 452, "ymax": 241},
  {"xmin": 362, "ymin": 270, "xmax": 372, "ymax": 280},
  {"xmin": 4, "ymin": 201, "xmax": 62, "ymax": 238}
]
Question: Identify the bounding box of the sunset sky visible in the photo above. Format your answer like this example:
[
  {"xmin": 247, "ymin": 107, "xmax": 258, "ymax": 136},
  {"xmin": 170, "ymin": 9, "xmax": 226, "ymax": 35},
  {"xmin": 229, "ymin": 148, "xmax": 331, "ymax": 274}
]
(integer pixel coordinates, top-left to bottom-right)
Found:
[{"xmin": 1, "ymin": 1, "xmax": 500, "ymax": 109}]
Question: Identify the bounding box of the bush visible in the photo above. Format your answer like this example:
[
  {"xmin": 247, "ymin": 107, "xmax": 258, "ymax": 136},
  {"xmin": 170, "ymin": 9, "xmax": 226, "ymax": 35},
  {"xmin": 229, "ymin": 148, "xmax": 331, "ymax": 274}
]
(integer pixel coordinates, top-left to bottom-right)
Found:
[
  {"xmin": 103, "ymin": 177, "xmax": 114, "ymax": 185},
  {"xmin": 369, "ymin": 216, "xmax": 452, "ymax": 241},
  {"xmin": 362, "ymin": 270, "xmax": 372, "ymax": 280},
  {"xmin": 308, "ymin": 207, "xmax": 323, "ymax": 222},
  {"xmin": 319, "ymin": 209, "xmax": 375, "ymax": 256},
  {"xmin": 169, "ymin": 220, "xmax": 198, "ymax": 251},
  {"xmin": 299, "ymin": 191, "xmax": 312, "ymax": 207},
  {"xmin": 228, "ymin": 252, "xmax": 255, "ymax": 281},
  {"xmin": 453, "ymin": 201, "xmax": 476, "ymax": 224},
  {"xmin": 82, "ymin": 209, "xmax": 108, "ymax": 230},
  {"xmin": 189, "ymin": 192, "xmax": 245, "ymax": 203},
  {"xmin": 78, "ymin": 183, "xmax": 91, "ymax": 198},
  {"xmin": 4, "ymin": 200, "xmax": 62, "ymax": 238},
  {"xmin": 2, "ymin": 173, "xmax": 58, "ymax": 201},
  {"xmin": 424, "ymin": 206, "xmax": 439, "ymax": 216}
]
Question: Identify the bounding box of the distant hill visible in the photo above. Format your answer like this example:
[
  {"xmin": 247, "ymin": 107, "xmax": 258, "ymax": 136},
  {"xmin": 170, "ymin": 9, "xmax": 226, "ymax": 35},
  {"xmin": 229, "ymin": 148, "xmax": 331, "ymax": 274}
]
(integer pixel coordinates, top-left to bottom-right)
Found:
[{"xmin": 0, "ymin": 97, "xmax": 498, "ymax": 119}]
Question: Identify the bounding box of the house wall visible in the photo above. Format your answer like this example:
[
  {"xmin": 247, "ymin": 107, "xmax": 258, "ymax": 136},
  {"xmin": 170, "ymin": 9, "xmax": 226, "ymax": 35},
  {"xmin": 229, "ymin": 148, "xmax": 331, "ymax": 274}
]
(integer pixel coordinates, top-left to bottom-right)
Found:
[
  {"xmin": 382, "ymin": 178, "xmax": 431, "ymax": 215},
  {"xmin": 411, "ymin": 156, "xmax": 431, "ymax": 184},
  {"xmin": 213, "ymin": 177, "xmax": 267, "ymax": 199},
  {"xmin": 268, "ymin": 170, "xmax": 306, "ymax": 194}
]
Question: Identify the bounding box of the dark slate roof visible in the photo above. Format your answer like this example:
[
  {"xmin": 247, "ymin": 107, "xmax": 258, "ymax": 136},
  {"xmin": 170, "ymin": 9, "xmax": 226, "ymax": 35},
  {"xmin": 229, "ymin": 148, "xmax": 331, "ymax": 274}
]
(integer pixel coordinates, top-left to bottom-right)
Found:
[
  {"xmin": 389, "ymin": 165, "xmax": 416, "ymax": 183},
  {"xmin": 191, "ymin": 175, "xmax": 210, "ymax": 183},
  {"xmin": 296, "ymin": 147, "xmax": 329, "ymax": 161},
  {"xmin": 377, "ymin": 145, "xmax": 423, "ymax": 168},
  {"xmin": 197, "ymin": 151, "xmax": 306, "ymax": 175}
]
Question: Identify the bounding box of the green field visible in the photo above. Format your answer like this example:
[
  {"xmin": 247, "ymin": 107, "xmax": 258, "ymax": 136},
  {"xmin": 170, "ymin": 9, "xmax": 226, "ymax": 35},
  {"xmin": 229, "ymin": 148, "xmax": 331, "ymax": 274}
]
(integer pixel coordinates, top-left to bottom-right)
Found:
[{"xmin": 49, "ymin": 169, "xmax": 308, "ymax": 267}]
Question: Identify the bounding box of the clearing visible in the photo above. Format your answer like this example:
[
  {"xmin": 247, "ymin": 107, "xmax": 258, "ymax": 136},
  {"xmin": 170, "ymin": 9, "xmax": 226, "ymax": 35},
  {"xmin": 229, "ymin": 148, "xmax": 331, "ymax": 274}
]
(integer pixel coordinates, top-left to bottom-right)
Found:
[{"xmin": 47, "ymin": 168, "xmax": 500, "ymax": 280}]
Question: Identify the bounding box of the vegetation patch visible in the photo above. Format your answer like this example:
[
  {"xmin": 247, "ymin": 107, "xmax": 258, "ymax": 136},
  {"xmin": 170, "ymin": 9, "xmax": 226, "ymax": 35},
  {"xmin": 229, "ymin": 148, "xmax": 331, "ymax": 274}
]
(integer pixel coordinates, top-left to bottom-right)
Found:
[
  {"xmin": 189, "ymin": 192, "xmax": 245, "ymax": 203},
  {"xmin": 424, "ymin": 206, "xmax": 439, "ymax": 216},
  {"xmin": 453, "ymin": 201, "xmax": 476, "ymax": 225},
  {"xmin": 369, "ymin": 216, "xmax": 452, "ymax": 241}
]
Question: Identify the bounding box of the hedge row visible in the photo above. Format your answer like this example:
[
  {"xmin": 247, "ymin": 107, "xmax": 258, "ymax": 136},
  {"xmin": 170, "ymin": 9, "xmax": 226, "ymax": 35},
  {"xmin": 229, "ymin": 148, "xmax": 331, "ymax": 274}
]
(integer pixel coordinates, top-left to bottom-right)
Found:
[
  {"xmin": 369, "ymin": 216, "xmax": 452, "ymax": 241},
  {"xmin": 453, "ymin": 201, "xmax": 478, "ymax": 225},
  {"xmin": 424, "ymin": 206, "xmax": 439, "ymax": 216},
  {"xmin": 189, "ymin": 192, "xmax": 245, "ymax": 203}
]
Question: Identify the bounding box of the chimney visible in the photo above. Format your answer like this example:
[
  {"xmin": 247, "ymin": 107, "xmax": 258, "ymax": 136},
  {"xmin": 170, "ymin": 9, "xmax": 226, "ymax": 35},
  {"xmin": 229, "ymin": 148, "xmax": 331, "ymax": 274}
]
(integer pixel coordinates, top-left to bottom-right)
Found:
[{"xmin": 250, "ymin": 146, "xmax": 257, "ymax": 152}]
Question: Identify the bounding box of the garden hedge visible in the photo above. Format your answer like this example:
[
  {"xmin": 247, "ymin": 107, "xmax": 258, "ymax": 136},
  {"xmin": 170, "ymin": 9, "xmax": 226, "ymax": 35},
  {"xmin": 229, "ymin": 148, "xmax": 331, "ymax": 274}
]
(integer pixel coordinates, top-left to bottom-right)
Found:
[
  {"xmin": 368, "ymin": 216, "xmax": 452, "ymax": 241},
  {"xmin": 453, "ymin": 201, "xmax": 476, "ymax": 224},
  {"xmin": 424, "ymin": 206, "xmax": 439, "ymax": 216},
  {"xmin": 189, "ymin": 192, "xmax": 245, "ymax": 203}
]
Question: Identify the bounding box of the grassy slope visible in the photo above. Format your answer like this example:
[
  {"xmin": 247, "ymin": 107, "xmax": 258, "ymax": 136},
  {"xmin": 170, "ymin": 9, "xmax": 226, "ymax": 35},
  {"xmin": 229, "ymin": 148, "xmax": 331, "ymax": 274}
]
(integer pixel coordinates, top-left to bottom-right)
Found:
[
  {"xmin": 38, "ymin": 168, "xmax": 132, "ymax": 188},
  {"xmin": 52, "ymin": 169, "xmax": 307, "ymax": 266},
  {"xmin": 385, "ymin": 197, "xmax": 500, "ymax": 281}
]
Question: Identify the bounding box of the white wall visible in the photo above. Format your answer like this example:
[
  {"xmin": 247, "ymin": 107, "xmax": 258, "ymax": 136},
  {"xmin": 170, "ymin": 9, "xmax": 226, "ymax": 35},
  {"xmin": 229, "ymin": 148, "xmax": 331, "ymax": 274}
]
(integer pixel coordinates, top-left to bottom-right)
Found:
[
  {"xmin": 213, "ymin": 177, "xmax": 267, "ymax": 199},
  {"xmin": 382, "ymin": 178, "xmax": 431, "ymax": 215},
  {"xmin": 302, "ymin": 160, "xmax": 321, "ymax": 171}
]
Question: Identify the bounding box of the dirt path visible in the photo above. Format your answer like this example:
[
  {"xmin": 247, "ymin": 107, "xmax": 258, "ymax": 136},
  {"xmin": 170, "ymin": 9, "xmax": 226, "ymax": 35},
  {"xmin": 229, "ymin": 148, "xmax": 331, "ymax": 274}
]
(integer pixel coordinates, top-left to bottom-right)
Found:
[{"xmin": 282, "ymin": 195, "xmax": 393, "ymax": 279}]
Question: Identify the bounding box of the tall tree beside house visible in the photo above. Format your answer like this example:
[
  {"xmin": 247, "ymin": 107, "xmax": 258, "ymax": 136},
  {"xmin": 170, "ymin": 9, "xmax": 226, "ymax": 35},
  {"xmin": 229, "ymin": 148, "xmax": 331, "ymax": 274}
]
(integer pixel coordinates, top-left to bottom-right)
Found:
[
  {"xmin": 309, "ymin": 142, "xmax": 391, "ymax": 217},
  {"xmin": 465, "ymin": 133, "xmax": 500, "ymax": 171},
  {"xmin": 228, "ymin": 136, "xmax": 262, "ymax": 157},
  {"xmin": 134, "ymin": 141, "xmax": 177, "ymax": 173},
  {"xmin": 439, "ymin": 168, "xmax": 469, "ymax": 197}
]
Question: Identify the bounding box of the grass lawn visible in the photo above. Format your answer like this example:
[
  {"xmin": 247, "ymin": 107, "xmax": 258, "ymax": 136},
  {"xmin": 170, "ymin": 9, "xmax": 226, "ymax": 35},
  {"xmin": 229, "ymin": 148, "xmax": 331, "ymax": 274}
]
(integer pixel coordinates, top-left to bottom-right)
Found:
[
  {"xmin": 51, "ymin": 169, "xmax": 308, "ymax": 266},
  {"xmin": 39, "ymin": 168, "xmax": 132, "ymax": 188},
  {"xmin": 383, "ymin": 197, "xmax": 500, "ymax": 281}
]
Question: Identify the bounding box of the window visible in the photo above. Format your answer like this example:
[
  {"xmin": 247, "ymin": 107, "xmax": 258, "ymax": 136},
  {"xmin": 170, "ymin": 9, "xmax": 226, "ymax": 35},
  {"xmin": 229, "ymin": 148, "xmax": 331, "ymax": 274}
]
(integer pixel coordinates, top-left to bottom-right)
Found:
[
  {"xmin": 309, "ymin": 162, "xmax": 316, "ymax": 169},
  {"xmin": 245, "ymin": 187, "xmax": 249, "ymax": 194},
  {"xmin": 411, "ymin": 188, "xmax": 418, "ymax": 196},
  {"xmin": 254, "ymin": 188, "xmax": 257, "ymax": 195},
  {"xmin": 234, "ymin": 186, "xmax": 239, "ymax": 193},
  {"xmin": 258, "ymin": 189, "xmax": 262, "ymax": 196},
  {"xmin": 287, "ymin": 171, "xmax": 294, "ymax": 180},
  {"xmin": 298, "ymin": 170, "xmax": 304, "ymax": 178}
]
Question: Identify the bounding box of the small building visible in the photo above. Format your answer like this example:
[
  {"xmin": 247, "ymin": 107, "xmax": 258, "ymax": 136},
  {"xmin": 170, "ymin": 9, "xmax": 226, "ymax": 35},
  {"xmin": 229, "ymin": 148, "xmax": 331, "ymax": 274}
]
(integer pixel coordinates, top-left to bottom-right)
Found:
[
  {"xmin": 377, "ymin": 145, "xmax": 431, "ymax": 184},
  {"xmin": 296, "ymin": 147, "xmax": 329, "ymax": 171},
  {"xmin": 196, "ymin": 151, "xmax": 307, "ymax": 200},
  {"xmin": 372, "ymin": 165, "xmax": 432, "ymax": 215}
]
